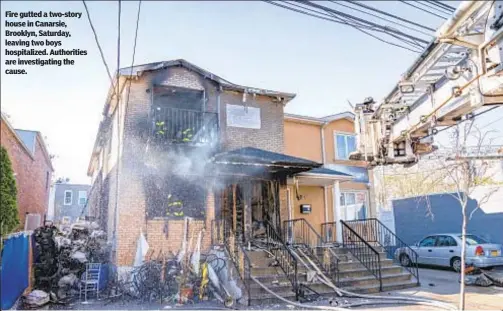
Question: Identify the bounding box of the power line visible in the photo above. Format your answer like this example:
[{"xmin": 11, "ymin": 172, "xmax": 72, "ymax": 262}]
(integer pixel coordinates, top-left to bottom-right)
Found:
[
  {"xmin": 345, "ymin": 1, "xmax": 436, "ymax": 32},
  {"xmin": 304, "ymin": 1, "xmax": 430, "ymax": 45},
  {"xmin": 262, "ymin": 1, "xmax": 422, "ymax": 53},
  {"xmin": 416, "ymin": 1, "xmax": 453, "ymax": 15},
  {"xmin": 426, "ymin": 0, "xmax": 456, "ymax": 12},
  {"xmin": 328, "ymin": 0, "xmax": 433, "ymax": 37},
  {"xmin": 421, "ymin": 106, "xmax": 501, "ymax": 140},
  {"xmin": 124, "ymin": 0, "xmax": 142, "ymax": 125},
  {"xmin": 112, "ymin": 0, "xmax": 122, "ymax": 255},
  {"xmin": 398, "ymin": 0, "xmax": 449, "ymax": 19},
  {"xmin": 82, "ymin": 0, "xmax": 116, "ymax": 95},
  {"xmin": 264, "ymin": 1, "xmax": 370, "ymax": 30}
]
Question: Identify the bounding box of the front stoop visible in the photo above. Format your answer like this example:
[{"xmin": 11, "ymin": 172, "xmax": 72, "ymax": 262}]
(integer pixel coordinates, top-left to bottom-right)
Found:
[{"xmin": 245, "ymin": 247, "xmax": 419, "ymax": 305}]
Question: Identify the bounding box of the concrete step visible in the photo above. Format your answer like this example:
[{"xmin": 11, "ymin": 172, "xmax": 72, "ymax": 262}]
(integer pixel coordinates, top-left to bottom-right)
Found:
[
  {"xmin": 338, "ymin": 265, "xmax": 403, "ymax": 279},
  {"xmin": 345, "ymin": 278, "xmax": 419, "ymax": 294},
  {"xmin": 248, "ymin": 272, "xmax": 419, "ymax": 305},
  {"xmin": 338, "ymin": 258, "xmax": 394, "ymax": 270},
  {"xmin": 246, "ymin": 250, "xmax": 273, "ymax": 262},
  {"xmin": 339, "ymin": 272, "xmax": 412, "ymax": 288}
]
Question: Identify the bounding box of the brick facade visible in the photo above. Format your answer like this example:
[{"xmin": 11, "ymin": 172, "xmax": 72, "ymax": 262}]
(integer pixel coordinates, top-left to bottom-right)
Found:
[
  {"xmin": 1, "ymin": 116, "xmax": 53, "ymax": 229},
  {"xmin": 87, "ymin": 62, "xmax": 293, "ymax": 267}
]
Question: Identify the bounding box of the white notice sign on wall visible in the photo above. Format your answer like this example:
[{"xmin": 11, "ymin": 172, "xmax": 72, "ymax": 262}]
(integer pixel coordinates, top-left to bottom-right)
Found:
[{"xmin": 226, "ymin": 104, "xmax": 261, "ymax": 129}]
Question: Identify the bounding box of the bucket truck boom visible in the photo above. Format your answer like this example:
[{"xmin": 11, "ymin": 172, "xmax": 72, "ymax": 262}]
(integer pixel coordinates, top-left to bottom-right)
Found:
[{"xmin": 351, "ymin": 0, "xmax": 503, "ymax": 166}]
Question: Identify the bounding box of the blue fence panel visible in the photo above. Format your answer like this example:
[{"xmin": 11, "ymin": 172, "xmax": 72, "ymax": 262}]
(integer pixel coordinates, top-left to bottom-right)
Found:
[{"xmin": 1, "ymin": 232, "xmax": 31, "ymax": 310}]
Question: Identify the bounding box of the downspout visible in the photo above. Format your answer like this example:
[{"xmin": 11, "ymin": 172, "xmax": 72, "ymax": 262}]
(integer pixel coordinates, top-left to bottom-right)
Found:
[{"xmin": 320, "ymin": 121, "xmax": 329, "ymax": 165}]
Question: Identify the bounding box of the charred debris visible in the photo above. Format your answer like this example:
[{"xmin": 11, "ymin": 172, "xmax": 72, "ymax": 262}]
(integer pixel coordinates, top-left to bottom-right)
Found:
[{"xmin": 23, "ymin": 219, "xmax": 239, "ymax": 309}]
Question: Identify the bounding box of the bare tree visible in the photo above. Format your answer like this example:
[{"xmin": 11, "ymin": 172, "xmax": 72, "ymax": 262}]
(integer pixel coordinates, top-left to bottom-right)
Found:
[
  {"xmin": 431, "ymin": 122, "xmax": 499, "ymax": 310},
  {"xmin": 373, "ymin": 122, "xmax": 500, "ymax": 310}
]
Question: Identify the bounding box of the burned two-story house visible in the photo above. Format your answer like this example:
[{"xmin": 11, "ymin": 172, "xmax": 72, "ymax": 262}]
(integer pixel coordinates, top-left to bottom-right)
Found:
[{"xmin": 87, "ymin": 60, "xmax": 417, "ymax": 304}]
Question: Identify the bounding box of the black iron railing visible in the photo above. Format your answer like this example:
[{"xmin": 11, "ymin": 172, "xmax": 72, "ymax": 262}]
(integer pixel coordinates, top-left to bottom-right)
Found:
[
  {"xmin": 222, "ymin": 222, "xmax": 251, "ymax": 306},
  {"xmin": 345, "ymin": 218, "xmax": 420, "ymax": 285},
  {"xmin": 152, "ymin": 107, "xmax": 218, "ymax": 145},
  {"xmin": 341, "ymin": 220, "xmax": 382, "ymax": 291},
  {"xmin": 284, "ymin": 219, "xmax": 340, "ymax": 284},
  {"xmin": 321, "ymin": 222, "xmax": 338, "ymax": 244},
  {"xmin": 264, "ymin": 219, "xmax": 299, "ymax": 300}
]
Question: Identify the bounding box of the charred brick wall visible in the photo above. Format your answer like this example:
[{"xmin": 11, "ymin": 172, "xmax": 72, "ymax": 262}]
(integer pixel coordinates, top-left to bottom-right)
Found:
[{"xmin": 92, "ymin": 65, "xmax": 286, "ymax": 266}]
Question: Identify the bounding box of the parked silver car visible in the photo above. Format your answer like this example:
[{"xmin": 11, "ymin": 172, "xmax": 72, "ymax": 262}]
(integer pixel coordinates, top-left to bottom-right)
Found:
[{"xmin": 395, "ymin": 233, "xmax": 503, "ymax": 272}]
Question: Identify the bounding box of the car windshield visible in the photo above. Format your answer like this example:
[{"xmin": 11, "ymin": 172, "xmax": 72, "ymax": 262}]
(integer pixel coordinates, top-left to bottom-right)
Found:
[{"xmin": 459, "ymin": 235, "xmax": 487, "ymax": 245}]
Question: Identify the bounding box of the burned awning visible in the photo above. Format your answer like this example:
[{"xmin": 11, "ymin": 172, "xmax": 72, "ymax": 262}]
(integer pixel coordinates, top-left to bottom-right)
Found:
[{"xmin": 209, "ymin": 147, "xmax": 321, "ymax": 177}]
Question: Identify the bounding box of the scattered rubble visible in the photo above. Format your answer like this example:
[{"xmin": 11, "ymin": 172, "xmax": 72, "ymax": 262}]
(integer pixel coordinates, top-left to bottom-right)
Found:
[
  {"xmin": 464, "ymin": 268, "xmax": 503, "ymax": 288},
  {"xmin": 24, "ymin": 221, "xmax": 110, "ymax": 308}
]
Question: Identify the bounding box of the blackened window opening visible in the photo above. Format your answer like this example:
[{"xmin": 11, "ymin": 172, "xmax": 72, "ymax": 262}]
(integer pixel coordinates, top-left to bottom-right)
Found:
[
  {"xmin": 151, "ymin": 86, "xmax": 217, "ymax": 145},
  {"xmin": 144, "ymin": 174, "xmax": 206, "ymax": 219}
]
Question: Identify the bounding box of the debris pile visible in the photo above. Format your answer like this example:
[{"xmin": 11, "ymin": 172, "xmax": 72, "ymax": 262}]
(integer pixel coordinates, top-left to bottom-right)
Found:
[
  {"xmin": 464, "ymin": 266, "xmax": 503, "ymax": 287},
  {"xmin": 108, "ymin": 224, "xmax": 237, "ymax": 308},
  {"xmin": 23, "ymin": 221, "xmax": 110, "ymax": 308}
]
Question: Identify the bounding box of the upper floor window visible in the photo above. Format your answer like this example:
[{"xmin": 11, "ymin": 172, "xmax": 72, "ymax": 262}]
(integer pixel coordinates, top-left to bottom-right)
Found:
[
  {"xmin": 78, "ymin": 191, "xmax": 87, "ymax": 206},
  {"xmin": 64, "ymin": 190, "xmax": 73, "ymax": 205},
  {"xmin": 335, "ymin": 133, "xmax": 356, "ymax": 160}
]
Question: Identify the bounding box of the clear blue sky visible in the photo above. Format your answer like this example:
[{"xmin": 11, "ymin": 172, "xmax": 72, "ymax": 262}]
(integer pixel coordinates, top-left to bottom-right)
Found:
[{"xmin": 1, "ymin": 1, "xmax": 501, "ymax": 184}]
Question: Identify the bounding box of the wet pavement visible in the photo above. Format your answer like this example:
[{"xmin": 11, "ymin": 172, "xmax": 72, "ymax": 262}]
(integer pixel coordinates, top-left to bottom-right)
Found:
[{"xmin": 46, "ymin": 267, "xmax": 503, "ymax": 310}]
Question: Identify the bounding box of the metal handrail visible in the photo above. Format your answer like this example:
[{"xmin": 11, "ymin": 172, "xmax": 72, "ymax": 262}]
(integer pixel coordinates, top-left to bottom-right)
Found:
[
  {"xmin": 264, "ymin": 219, "xmax": 299, "ymax": 300},
  {"xmin": 321, "ymin": 221, "xmax": 338, "ymax": 244},
  {"xmin": 152, "ymin": 106, "xmax": 218, "ymax": 145},
  {"xmin": 340, "ymin": 220, "xmax": 382, "ymax": 291},
  {"xmin": 284, "ymin": 219, "xmax": 340, "ymax": 284},
  {"xmin": 345, "ymin": 218, "xmax": 420, "ymax": 285}
]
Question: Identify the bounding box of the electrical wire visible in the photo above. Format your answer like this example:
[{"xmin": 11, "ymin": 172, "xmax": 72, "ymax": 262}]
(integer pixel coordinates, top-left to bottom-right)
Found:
[
  {"xmin": 112, "ymin": 0, "xmax": 122, "ymax": 260},
  {"xmin": 82, "ymin": 0, "xmax": 116, "ymax": 96},
  {"xmin": 416, "ymin": 1, "xmax": 453, "ymax": 15},
  {"xmin": 123, "ymin": 0, "xmax": 142, "ymax": 126},
  {"xmin": 421, "ymin": 106, "xmax": 501, "ymax": 140},
  {"xmin": 398, "ymin": 0, "xmax": 449, "ymax": 19},
  {"xmin": 345, "ymin": 1, "xmax": 436, "ymax": 32},
  {"xmin": 328, "ymin": 0, "xmax": 434, "ymax": 37},
  {"xmin": 313, "ymin": 3, "xmax": 425, "ymax": 51},
  {"xmin": 476, "ymin": 108, "xmax": 503, "ymax": 130},
  {"xmin": 303, "ymin": 1, "xmax": 430, "ymax": 44},
  {"xmin": 283, "ymin": 0, "xmax": 427, "ymax": 51},
  {"xmin": 262, "ymin": 0, "xmax": 423, "ymax": 53},
  {"xmin": 426, "ymin": 0, "xmax": 456, "ymax": 12}
]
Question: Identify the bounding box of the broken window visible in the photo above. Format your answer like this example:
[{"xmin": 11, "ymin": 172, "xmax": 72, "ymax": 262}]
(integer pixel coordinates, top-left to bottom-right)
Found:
[
  {"xmin": 144, "ymin": 174, "xmax": 206, "ymax": 219},
  {"xmin": 152, "ymin": 86, "xmax": 217, "ymax": 144}
]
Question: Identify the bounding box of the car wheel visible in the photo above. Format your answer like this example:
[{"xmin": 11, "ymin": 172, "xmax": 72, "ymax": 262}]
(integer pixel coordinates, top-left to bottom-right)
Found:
[
  {"xmin": 451, "ymin": 257, "xmax": 462, "ymax": 272},
  {"xmin": 400, "ymin": 254, "xmax": 411, "ymax": 267}
]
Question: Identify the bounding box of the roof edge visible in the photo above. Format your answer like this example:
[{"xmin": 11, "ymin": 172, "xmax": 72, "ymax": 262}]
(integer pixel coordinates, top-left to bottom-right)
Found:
[
  {"xmin": 284, "ymin": 111, "xmax": 355, "ymax": 124},
  {"xmin": 1, "ymin": 113, "xmax": 35, "ymax": 160}
]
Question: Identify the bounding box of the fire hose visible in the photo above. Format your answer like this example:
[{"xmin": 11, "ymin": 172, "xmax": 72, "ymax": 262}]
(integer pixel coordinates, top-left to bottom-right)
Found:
[{"xmin": 250, "ymin": 247, "xmax": 457, "ymax": 310}]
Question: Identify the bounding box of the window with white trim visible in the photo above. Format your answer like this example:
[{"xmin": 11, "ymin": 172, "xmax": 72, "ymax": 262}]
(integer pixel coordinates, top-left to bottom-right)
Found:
[
  {"xmin": 340, "ymin": 191, "xmax": 368, "ymax": 220},
  {"xmin": 78, "ymin": 191, "xmax": 87, "ymax": 206},
  {"xmin": 64, "ymin": 190, "xmax": 73, "ymax": 205},
  {"xmin": 335, "ymin": 133, "xmax": 356, "ymax": 160}
]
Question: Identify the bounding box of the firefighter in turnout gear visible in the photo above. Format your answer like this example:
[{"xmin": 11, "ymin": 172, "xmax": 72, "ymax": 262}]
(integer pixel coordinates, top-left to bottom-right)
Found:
[{"xmin": 166, "ymin": 194, "xmax": 184, "ymax": 217}]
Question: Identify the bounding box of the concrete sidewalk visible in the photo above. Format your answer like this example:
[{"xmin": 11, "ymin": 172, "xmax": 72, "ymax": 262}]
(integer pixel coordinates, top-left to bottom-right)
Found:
[{"xmin": 370, "ymin": 267, "xmax": 503, "ymax": 310}]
